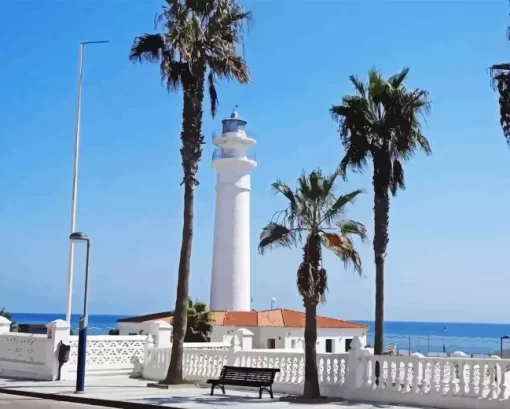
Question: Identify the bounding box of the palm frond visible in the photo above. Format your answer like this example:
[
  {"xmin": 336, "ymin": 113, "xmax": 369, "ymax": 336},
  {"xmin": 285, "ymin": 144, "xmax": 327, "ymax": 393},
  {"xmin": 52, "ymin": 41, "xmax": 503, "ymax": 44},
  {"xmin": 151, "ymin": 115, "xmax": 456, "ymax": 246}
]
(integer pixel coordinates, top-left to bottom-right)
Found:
[
  {"xmin": 208, "ymin": 71, "xmax": 218, "ymax": 116},
  {"xmin": 271, "ymin": 181, "xmax": 297, "ymax": 211},
  {"xmin": 337, "ymin": 220, "xmax": 367, "ymax": 242},
  {"xmin": 321, "ymin": 233, "xmax": 362, "ymax": 275},
  {"xmin": 129, "ymin": 34, "xmax": 165, "ymax": 62},
  {"xmin": 388, "ymin": 67, "xmax": 410, "ymax": 88},
  {"xmin": 320, "ymin": 189, "xmax": 364, "ymax": 226},
  {"xmin": 258, "ymin": 222, "xmax": 297, "ymax": 254},
  {"xmin": 490, "ymin": 63, "xmax": 510, "ymax": 142},
  {"xmin": 208, "ymin": 55, "xmax": 250, "ymax": 83}
]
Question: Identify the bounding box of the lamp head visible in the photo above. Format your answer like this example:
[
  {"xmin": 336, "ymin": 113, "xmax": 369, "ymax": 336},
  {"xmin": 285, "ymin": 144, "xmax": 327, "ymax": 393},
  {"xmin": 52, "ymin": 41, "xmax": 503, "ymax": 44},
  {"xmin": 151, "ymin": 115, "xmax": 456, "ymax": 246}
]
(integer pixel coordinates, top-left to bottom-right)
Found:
[
  {"xmin": 502, "ymin": 335, "xmax": 510, "ymax": 340},
  {"xmin": 69, "ymin": 232, "xmax": 89, "ymax": 242}
]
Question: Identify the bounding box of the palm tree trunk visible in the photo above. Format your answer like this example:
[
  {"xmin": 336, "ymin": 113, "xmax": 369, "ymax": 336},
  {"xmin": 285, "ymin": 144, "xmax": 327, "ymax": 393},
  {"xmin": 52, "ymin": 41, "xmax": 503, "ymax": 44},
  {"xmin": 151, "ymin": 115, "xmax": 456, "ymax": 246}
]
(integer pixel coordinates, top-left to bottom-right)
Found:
[
  {"xmin": 373, "ymin": 182, "xmax": 389, "ymax": 357},
  {"xmin": 303, "ymin": 298, "xmax": 320, "ymax": 398},
  {"xmin": 161, "ymin": 65, "xmax": 205, "ymax": 385},
  {"xmin": 163, "ymin": 179, "xmax": 194, "ymax": 384}
]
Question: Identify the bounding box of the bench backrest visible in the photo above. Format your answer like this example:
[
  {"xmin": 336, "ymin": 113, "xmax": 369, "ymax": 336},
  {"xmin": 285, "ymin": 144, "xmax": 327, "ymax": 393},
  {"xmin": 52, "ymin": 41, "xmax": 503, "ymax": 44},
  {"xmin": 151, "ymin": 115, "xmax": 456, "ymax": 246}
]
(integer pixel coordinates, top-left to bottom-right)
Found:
[{"xmin": 219, "ymin": 366, "xmax": 280, "ymax": 383}]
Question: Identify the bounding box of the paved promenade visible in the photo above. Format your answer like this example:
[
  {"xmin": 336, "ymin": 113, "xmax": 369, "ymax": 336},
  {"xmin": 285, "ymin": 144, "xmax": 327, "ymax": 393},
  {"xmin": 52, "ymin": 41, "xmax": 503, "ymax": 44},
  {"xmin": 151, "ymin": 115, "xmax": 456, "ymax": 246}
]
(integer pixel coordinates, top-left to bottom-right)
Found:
[
  {"xmin": 0, "ymin": 377, "xmax": 423, "ymax": 409},
  {"xmin": 0, "ymin": 393, "xmax": 114, "ymax": 408}
]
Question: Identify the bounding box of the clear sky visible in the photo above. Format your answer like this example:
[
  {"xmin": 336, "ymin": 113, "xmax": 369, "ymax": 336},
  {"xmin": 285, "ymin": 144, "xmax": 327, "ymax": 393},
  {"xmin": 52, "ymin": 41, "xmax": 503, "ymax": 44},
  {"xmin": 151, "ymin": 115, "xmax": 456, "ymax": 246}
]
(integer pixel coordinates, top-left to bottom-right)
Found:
[{"xmin": 1, "ymin": 0, "xmax": 509, "ymax": 323}]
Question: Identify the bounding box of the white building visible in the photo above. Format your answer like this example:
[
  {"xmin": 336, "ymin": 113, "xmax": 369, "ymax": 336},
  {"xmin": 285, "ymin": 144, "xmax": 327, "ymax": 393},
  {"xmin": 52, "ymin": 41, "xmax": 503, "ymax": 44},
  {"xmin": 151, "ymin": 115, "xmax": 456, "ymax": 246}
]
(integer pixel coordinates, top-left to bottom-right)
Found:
[{"xmin": 117, "ymin": 309, "xmax": 367, "ymax": 354}]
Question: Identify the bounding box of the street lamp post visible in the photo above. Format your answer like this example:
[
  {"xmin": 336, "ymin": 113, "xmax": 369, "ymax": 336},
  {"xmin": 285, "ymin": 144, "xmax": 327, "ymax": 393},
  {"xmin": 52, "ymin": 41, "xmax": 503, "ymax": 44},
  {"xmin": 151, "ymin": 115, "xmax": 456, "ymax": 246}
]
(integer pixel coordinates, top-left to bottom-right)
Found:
[
  {"xmin": 69, "ymin": 232, "xmax": 91, "ymax": 394},
  {"xmin": 65, "ymin": 40, "xmax": 109, "ymax": 324},
  {"xmin": 500, "ymin": 335, "xmax": 510, "ymax": 358}
]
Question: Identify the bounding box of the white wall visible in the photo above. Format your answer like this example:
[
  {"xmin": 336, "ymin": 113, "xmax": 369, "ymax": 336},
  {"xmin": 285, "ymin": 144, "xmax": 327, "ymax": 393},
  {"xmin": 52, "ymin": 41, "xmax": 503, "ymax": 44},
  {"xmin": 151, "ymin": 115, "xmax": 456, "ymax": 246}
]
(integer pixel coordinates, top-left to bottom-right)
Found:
[
  {"xmin": 118, "ymin": 322, "xmax": 154, "ymax": 336},
  {"xmin": 211, "ymin": 325, "xmax": 366, "ymax": 352},
  {"xmin": 119, "ymin": 321, "xmax": 366, "ymax": 352}
]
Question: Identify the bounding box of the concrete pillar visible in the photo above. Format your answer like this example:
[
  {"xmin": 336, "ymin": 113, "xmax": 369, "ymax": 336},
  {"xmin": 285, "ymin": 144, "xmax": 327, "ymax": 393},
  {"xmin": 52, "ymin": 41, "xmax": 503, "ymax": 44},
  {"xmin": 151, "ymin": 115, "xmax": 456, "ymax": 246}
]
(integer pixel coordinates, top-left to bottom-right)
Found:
[
  {"xmin": 149, "ymin": 321, "xmax": 173, "ymax": 348},
  {"xmin": 45, "ymin": 319, "xmax": 70, "ymax": 381}
]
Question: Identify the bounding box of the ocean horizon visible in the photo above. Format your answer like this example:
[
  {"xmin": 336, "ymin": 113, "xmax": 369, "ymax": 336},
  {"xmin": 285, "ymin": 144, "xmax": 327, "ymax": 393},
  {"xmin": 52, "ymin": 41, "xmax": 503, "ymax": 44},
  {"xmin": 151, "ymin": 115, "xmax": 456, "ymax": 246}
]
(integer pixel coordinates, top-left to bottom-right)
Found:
[{"xmin": 9, "ymin": 313, "xmax": 510, "ymax": 356}]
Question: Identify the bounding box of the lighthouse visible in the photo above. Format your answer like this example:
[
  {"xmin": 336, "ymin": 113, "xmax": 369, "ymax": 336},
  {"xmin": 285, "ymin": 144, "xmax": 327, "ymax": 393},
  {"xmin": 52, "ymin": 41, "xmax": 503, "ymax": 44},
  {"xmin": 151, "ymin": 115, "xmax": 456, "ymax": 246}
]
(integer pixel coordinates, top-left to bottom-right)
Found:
[{"xmin": 210, "ymin": 108, "xmax": 257, "ymax": 311}]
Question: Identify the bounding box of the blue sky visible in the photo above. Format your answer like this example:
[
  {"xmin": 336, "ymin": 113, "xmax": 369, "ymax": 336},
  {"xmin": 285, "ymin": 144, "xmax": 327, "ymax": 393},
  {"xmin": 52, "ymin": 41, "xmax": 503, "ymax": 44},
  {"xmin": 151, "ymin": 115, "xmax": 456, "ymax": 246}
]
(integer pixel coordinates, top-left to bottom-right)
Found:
[{"xmin": 1, "ymin": 0, "xmax": 509, "ymax": 323}]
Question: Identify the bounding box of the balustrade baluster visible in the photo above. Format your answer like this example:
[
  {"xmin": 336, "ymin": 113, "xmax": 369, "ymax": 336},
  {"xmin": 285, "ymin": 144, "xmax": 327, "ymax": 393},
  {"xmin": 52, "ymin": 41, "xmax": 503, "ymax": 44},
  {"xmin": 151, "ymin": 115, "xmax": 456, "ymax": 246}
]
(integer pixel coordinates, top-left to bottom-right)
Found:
[
  {"xmin": 413, "ymin": 357, "xmax": 422, "ymax": 394},
  {"xmin": 285, "ymin": 356, "xmax": 292, "ymax": 383},
  {"xmin": 405, "ymin": 361, "xmax": 413, "ymax": 392},
  {"xmin": 318, "ymin": 358, "xmax": 324, "ymax": 384},
  {"xmin": 429, "ymin": 361, "xmax": 439, "ymax": 395},
  {"xmin": 448, "ymin": 360, "xmax": 457, "ymax": 396},
  {"xmin": 458, "ymin": 361, "xmax": 467, "ymax": 396},
  {"xmin": 297, "ymin": 356, "xmax": 304, "ymax": 384},
  {"xmin": 291, "ymin": 356, "xmax": 298, "ymax": 384},
  {"xmin": 370, "ymin": 358, "xmax": 378, "ymax": 390},
  {"xmin": 379, "ymin": 359, "xmax": 387, "ymax": 390},
  {"xmin": 479, "ymin": 362, "xmax": 487, "ymax": 398},
  {"xmin": 439, "ymin": 360, "xmax": 446, "ymax": 396},
  {"xmin": 498, "ymin": 363, "xmax": 508, "ymax": 399},
  {"xmin": 400, "ymin": 360, "xmax": 407, "ymax": 392},
  {"xmin": 333, "ymin": 358, "xmax": 339, "ymax": 384},
  {"xmin": 362, "ymin": 357, "xmax": 372, "ymax": 388},
  {"xmin": 490, "ymin": 362, "xmax": 499, "ymax": 399},
  {"xmin": 468, "ymin": 361, "xmax": 478, "ymax": 397}
]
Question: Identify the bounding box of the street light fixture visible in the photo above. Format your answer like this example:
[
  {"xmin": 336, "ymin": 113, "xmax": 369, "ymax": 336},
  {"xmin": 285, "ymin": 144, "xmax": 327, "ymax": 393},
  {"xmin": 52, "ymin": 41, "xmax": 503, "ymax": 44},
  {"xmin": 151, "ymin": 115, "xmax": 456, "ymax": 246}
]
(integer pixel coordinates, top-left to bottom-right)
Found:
[
  {"xmin": 500, "ymin": 335, "xmax": 510, "ymax": 358},
  {"xmin": 65, "ymin": 40, "xmax": 109, "ymax": 324},
  {"xmin": 69, "ymin": 232, "xmax": 91, "ymax": 394}
]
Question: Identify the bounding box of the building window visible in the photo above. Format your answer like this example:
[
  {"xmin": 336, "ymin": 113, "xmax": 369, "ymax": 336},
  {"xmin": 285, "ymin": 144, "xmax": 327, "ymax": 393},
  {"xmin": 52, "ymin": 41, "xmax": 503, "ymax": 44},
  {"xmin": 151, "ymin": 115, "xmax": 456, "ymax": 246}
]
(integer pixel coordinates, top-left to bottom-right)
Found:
[
  {"xmin": 345, "ymin": 338, "xmax": 352, "ymax": 352},
  {"xmin": 291, "ymin": 340, "xmax": 296, "ymax": 349},
  {"xmin": 267, "ymin": 338, "xmax": 276, "ymax": 349},
  {"xmin": 325, "ymin": 339, "xmax": 333, "ymax": 353}
]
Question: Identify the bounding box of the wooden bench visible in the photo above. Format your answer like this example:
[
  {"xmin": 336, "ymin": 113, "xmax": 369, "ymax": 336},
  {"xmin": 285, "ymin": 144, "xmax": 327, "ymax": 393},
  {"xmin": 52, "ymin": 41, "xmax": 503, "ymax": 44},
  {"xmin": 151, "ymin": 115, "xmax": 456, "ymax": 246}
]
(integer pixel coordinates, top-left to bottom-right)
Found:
[{"xmin": 206, "ymin": 366, "xmax": 280, "ymax": 398}]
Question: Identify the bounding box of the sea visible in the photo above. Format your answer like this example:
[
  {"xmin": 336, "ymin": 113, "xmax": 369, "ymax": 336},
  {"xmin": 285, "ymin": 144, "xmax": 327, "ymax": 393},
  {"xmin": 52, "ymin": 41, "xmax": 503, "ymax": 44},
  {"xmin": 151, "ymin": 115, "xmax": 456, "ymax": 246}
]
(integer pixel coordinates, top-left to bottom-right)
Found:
[{"xmin": 10, "ymin": 313, "xmax": 510, "ymax": 356}]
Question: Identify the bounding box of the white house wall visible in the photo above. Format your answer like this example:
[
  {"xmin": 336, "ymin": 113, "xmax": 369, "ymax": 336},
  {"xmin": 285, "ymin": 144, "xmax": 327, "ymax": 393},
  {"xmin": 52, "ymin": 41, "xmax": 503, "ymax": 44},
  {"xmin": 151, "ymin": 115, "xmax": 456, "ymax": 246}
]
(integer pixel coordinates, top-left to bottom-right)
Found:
[
  {"xmin": 211, "ymin": 326, "xmax": 366, "ymax": 352},
  {"xmin": 118, "ymin": 322, "xmax": 154, "ymax": 336},
  {"xmin": 119, "ymin": 322, "xmax": 367, "ymax": 352}
]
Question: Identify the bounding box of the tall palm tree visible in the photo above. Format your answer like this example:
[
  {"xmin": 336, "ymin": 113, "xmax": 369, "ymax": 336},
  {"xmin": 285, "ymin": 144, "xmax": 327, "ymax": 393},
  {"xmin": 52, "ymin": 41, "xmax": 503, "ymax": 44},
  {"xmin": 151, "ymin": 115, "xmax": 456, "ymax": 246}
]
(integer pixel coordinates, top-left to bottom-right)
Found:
[
  {"xmin": 330, "ymin": 68, "xmax": 431, "ymax": 356},
  {"xmin": 129, "ymin": 0, "xmax": 251, "ymax": 384},
  {"xmin": 185, "ymin": 298, "xmax": 213, "ymax": 342},
  {"xmin": 258, "ymin": 169, "xmax": 366, "ymax": 399}
]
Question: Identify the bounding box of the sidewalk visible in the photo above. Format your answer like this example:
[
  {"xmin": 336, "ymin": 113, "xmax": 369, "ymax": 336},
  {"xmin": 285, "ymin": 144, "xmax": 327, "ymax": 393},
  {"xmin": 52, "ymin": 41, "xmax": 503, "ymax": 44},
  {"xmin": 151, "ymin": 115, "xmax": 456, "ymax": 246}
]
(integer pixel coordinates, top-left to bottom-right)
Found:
[{"xmin": 0, "ymin": 377, "xmax": 421, "ymax": 409}]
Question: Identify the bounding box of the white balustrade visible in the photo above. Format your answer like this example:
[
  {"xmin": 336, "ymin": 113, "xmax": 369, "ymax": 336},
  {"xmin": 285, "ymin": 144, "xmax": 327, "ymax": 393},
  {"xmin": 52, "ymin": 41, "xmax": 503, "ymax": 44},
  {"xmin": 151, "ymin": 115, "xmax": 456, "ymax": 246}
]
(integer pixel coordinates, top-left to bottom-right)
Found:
[
  {"xmin": 344, "ymin": 346, "xmax": 510, "ymax": 409},
  {"xmin": 65, "ymin": 335, "xmax": 147, "ymax": 379}
]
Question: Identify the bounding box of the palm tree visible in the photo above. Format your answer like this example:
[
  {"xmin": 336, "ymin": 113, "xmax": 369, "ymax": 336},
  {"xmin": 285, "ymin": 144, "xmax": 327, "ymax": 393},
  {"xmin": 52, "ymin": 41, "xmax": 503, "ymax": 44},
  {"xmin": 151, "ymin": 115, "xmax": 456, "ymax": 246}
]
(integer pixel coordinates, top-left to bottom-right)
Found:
[
  {"xmin": 185, "ymin": 299, "xmax": 213, "ymax": 342},
  {"xmin": 330, "ymin": 68, "xmax": 431, "ymax": 356},
  {"xmin": 0, "ymin": 307, "xmax": 11, "ymax": 321},
  {"xmin": 0, "ymin": 307, "xmax": 14, "ymax": 331},
  {"xmin": 129, "ymin": 0, "xmax": 250, "ymax": 384},
  {"xmin": 258, "ymin": 169, "xmax": 366, "ymax": 399}
]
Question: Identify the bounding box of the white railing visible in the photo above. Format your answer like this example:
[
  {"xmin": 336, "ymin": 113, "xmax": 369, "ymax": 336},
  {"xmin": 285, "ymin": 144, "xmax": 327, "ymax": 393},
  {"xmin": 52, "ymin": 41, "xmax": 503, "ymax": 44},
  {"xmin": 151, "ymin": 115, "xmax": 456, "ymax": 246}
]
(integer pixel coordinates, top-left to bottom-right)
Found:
[
  {"xmin": 142, "ymin": 336, "xmax": 348, "ymax": 396},
  {"xmin": 342, "ymin": 346, "xmax": 510, "ymax": 409},
  {"xmin": 66, "ymin": 335, "xmax": 146, "ymax": 378},
  {"xmin": 142, "ymin": 331, "xmax": 510, "ymax": 408}
]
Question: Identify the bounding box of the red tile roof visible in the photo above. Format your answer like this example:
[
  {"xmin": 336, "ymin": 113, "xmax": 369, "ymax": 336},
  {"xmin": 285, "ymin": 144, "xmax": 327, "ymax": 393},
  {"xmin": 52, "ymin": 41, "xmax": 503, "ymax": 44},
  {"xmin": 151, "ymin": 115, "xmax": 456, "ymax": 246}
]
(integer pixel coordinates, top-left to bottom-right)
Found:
[{"xmin": 118, "ymin": 308, "xmax": 366, "ymax": 329}]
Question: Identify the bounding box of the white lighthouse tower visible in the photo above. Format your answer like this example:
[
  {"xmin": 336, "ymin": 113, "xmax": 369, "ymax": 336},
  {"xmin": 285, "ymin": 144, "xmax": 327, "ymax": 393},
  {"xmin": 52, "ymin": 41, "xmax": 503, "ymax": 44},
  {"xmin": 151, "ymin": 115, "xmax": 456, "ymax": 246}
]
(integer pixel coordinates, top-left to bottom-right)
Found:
[{"xmin": 210, "ymin": 108, "xmax": 257, "ymax": 312}]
